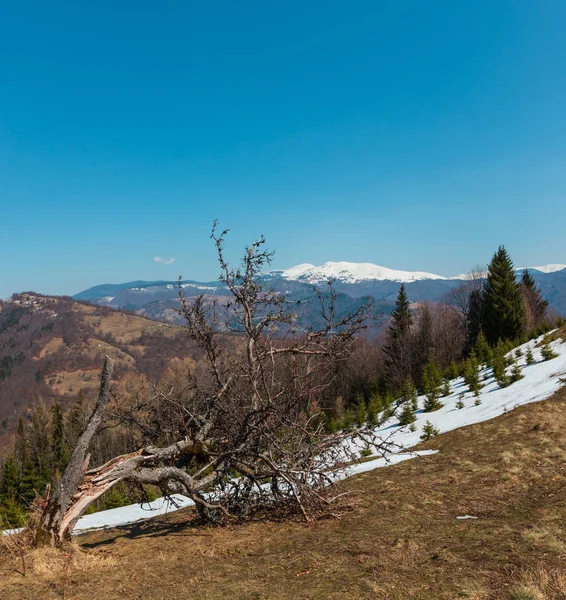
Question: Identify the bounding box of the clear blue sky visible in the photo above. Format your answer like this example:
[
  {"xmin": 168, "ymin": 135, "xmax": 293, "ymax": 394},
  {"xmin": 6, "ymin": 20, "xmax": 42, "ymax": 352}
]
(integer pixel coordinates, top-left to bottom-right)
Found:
[{"xmin": 1, "ymin": 1, "xmax": 566, "ymax": 298}]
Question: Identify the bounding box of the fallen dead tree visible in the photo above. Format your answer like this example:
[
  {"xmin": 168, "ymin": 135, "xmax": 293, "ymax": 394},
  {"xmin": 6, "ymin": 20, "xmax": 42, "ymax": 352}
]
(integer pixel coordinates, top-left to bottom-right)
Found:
[{"xmin": 36, "ymin": 223, "xmax": 392, "ymax": 546}]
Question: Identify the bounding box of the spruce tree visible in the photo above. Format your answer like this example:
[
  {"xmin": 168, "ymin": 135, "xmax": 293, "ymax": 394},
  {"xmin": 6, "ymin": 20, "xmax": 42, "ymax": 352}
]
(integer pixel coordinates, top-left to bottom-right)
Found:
[
  {"xmin": 474, "ymin": 331, "xmax": 491, "ymax": 365},
  {"xmin": 464, "ymin": 356, "xmax": 482, "ymax": 396},
  {"xmin": 492, "ymin": 343, "xmax": 510, "ymax": 387},
  {"xmin": 355, "ymin": 398, "xmax": 367, "ymax": 428},
  {"xmin": 422, "ymin": 358, "xmax": 443, "ymax": 411},
  {"xmin": 510, "ymin": 361, "xmax": 523, "ymax": 383},
  {"xmin": 541, "ymin": 339, "xmax": 558, "ymax": 361},
  {"xmin": 398, "ymin": 402, "xmax": 417, "ymax": 426},
  {"xmin": 28, "ymin": 404, "xmax": 52, "ymax": 491},
  {"xmin": 420, "ymin": 420, "xmax": 440, "ymax": 441},
  {"xmin": 51, "ymin": 403, "xmax": 68, "ymax": 475},
  {"xmin": 0, "ymin": 456, "xmax": 20, "ymax": 502},
  {"xmin": 383, "ymin": 284, "xmax": 413, "ymax": 391},
  {"xmin": 483, "ymin": 246, "xmax": 524, "ymax": 345},
  {"xmin": 445, "ymin": 361, "xmax": 460, "ymax": 381},
  {"xmin": 525, "ymin": 346, "xmax": 535, "ymax": 365},
  {"xmin": 519, "ymin": 269, "xmax": 549, "ymax": 334},
  {"xmin": 366, "ymin": 393, "xmax": 381, "ymax": 427}
]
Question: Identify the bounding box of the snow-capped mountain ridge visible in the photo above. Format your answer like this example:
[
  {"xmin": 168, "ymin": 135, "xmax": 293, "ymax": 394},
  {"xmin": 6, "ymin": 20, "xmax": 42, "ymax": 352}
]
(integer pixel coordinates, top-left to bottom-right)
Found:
[
  {"xmin": 519, "ymin": 264, "xmax": 566, "ymax": 274},
  {"xmin": 269, "ymin": 261, "xmax": 566, "ymax": 284},
  {"xmin": 270, "ymin": 261, "xmax": 448, "ymax": 284}
]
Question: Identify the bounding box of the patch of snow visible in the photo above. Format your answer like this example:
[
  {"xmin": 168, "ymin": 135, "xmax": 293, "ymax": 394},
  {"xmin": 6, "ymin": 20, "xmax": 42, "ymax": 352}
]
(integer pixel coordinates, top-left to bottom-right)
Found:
[
  {"xmin": 349, "ymin": 333, "xmax": 566, "ymax": 459},
  {"xmin": 74, "ymin": 495, "xmax": 194, "ymax": 534},
  {"xmin": 180, "ymin": 283, "xmax": 218, "ymax": 291}
]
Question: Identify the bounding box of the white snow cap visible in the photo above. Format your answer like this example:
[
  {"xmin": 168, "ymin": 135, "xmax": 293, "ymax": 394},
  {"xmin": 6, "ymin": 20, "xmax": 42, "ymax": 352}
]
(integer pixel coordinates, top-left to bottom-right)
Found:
[
  {"xmin": 273, "ymin": 261, "xmax": 566, "ymax": 284},
  {"xmin": 275, "ymin": 261, "xmax": 447, "ymax": 284},
  {"xmin": 520, "ymin": 264, "xmax": 566, "ymax": 274}
]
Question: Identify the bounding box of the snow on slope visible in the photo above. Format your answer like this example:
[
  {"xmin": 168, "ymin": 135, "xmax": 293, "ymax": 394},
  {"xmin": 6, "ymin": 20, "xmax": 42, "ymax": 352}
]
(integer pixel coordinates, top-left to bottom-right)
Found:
[
  {"xmin": 350, "ymin": 333, "xmax": 566, "ymax": 457},
  {"xmin": 59, "ymin": 333, "xmax": 566, "ymax": 536},
  {"xmin": 519, "ymin": 264, "xmax": 566, "ymax": 274},
  {"xmin": 274, "ymin": 261, "xmax": 447, "ymax": 284},
  {"xmin": 272, "ymin": 262, "xmax": 565, "ymax": 285}
]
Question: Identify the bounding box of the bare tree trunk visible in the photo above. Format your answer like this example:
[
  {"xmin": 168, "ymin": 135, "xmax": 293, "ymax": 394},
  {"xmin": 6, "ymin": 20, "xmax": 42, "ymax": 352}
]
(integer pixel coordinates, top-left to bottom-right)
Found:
[{"xmin": 35, "ymin": 356, "xmax": 115, "ymax": 546}]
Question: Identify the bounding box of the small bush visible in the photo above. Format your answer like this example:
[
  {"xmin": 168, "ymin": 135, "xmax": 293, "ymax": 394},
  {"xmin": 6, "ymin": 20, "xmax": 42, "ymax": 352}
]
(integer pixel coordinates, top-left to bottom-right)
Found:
[
  {"xmin": 423, "ymin": 393, "xmax": 443, "ymax": 412},
  {"xmin": 420, "ymin": 420, "xmax": 439, "ymax": 441},
  {"xmin": 398, "ymin": 403, "xmax": 416, "ymax": 426},
  {"xmin": 541, "ymin": 340, "xmax": 558, "ymax": 361},
  {"xmin": 510, "ymin": 361, "xmax": 524, "ymax": 383},
  {"xmin": 455, "ymin": 398, "xmax": 464, "ymax": 410}
]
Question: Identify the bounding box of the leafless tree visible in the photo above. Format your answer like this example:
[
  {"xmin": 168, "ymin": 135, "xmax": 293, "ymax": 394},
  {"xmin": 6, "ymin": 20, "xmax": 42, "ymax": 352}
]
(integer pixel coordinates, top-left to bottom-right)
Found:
[{"xmin": 36, "ymin": 224, "xmax": 392, "ymax": 546}]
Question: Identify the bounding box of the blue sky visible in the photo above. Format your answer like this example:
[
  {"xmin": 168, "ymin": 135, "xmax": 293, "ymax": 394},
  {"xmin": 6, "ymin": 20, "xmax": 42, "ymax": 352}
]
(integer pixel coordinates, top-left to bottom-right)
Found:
[{"xmin": 1, "ymin": 1, "xmax": 566, "ymax": 297}]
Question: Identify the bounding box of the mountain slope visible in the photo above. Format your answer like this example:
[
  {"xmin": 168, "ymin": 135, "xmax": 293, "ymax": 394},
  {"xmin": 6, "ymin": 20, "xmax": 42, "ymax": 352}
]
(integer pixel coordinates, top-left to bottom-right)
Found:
[
  {"xmin": 73, "ymin": 263, "xmax": 566, "ymax": 322},
  {"xmin": 3, "ymin": 363, "xmax": 566, "ymax": 598},
  {"xmin": 0, "ymin": 294, "xmax": 198, "ymax": 443}
]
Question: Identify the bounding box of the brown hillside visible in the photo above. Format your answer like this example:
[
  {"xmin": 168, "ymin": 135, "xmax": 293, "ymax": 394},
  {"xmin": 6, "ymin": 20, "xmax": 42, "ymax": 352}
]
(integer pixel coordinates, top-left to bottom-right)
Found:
[
  {"xmin": 0, "ymin": 293, "xmax": 198, "ymax": 445},
  {"xmin": 2, "ymin": 382, "xmax": 566, "ymax": 599}
]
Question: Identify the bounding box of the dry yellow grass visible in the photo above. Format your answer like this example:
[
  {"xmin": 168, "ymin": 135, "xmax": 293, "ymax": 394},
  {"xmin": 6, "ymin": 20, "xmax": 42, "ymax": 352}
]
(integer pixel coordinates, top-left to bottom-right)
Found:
[
  {"xmin": 37, "ymin": 337, "xmax": 65, "ymax": 359},
  {"xmin": 509, "ymin": 566, "xmax": 566, "ymax": 600},
  {"xmin": 2, "ymin": 384, "xmax": 566, "ymax": 599},
  {"xmin": 81, "ymin": 310, "xmax": 181, "ymax": 344}
]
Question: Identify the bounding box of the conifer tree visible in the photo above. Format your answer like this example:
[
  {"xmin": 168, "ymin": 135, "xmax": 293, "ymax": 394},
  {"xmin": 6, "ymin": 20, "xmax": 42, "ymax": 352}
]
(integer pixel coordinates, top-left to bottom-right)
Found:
[
  {"xmin": 366, "ymin": 393, "xmax": 381, "ymax": 427},
  {"xmin": 0, "ymin": 456, "xmax": 20, "ymax": 502},
  {"xmin": 519, "ymin": 269, "xmax": 549, "ymax": 334},
  {"xmin": 422, "ymin": 358, "xmax": 443, "ymax": 411},
  {"xmin": 420, "ymin": 420, "xmax": 440, "ymax": 441},
  {"xmin": 355, "ymin": 398, "xmax": 367, "ymax": 428},
  {"xmin": 492, "ymin": 343, "xmax": 510, "ymax": 387},
  {"xmin": 398, "ymin": 402, "xmax": 417, "ymax": 426},
  {"xmin": 383, "ymin": 284, "xmax": 413, "ymax": 391},
  {"xmin": 51, "ymin": 403, "xmax": 68, "ymax": 475},
  {"xmin": 525, "ymin": 346, "xmax": 535, "ymax": 365},
  {"xmin": 474, "ymin": 331, "xmax": 491, "ymax": 365},
  {"xmin": 464, "ymin": 356, "xmax": 482, "ymax": 396},
  {"xmin": 483, "ymin": 246, "xmax": 524, "ymax": 345},
  {"xmin": 541, "ymin": 339, "xmax": 558, "ymax": 361},
  {"xmin": 445, "ymin": 361, "xmax": 460, "ymax": 381},
  {"xmin": 510, "ymin": 361, "xmax": 523, "ymax": 383},
  {"xmin": 28, "ymin": 404, "xmax": 52, "ymax": 491}
]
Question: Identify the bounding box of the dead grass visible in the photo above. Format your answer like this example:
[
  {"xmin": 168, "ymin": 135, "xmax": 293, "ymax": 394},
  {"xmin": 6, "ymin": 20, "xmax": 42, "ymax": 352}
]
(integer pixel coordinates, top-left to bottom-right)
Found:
[
  {"xmin": 2, "ymin": 385, "xmax": 566, "ymax": 599},
  {"xmin": 81, "ymin": 311, "xmax": 181, "ymax": 344},
  {"xmin": 509, "ymin": 566, "xmax": 566, "ymax": 600}
]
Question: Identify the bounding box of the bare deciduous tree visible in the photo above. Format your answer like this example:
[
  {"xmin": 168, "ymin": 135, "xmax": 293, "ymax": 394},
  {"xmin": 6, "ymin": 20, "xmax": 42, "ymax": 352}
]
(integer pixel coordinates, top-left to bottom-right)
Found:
[{"xmin": 36, "ymin": 224, "xmax": 391, "ymax": 546}]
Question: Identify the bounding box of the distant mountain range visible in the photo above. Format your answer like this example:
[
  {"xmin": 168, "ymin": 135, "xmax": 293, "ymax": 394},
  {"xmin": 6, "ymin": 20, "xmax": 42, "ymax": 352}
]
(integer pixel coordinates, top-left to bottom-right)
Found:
[{"xmin": 73, "ymin": 262, "xmax": 566, "ymax": 325}]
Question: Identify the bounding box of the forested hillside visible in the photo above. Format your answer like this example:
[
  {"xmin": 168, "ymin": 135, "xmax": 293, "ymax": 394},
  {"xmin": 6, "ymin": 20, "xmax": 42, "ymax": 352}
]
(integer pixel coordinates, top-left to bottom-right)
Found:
[{"xmin": 0, "ymin": 294, "xmax": 198, "ymax": 444}]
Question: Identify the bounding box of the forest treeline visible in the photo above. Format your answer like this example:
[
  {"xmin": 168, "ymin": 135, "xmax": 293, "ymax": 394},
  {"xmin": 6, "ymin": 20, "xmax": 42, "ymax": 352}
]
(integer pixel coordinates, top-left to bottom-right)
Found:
[{"xmin": 0, "ymin": 245, "xmax": 562, "ymax": 527}]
